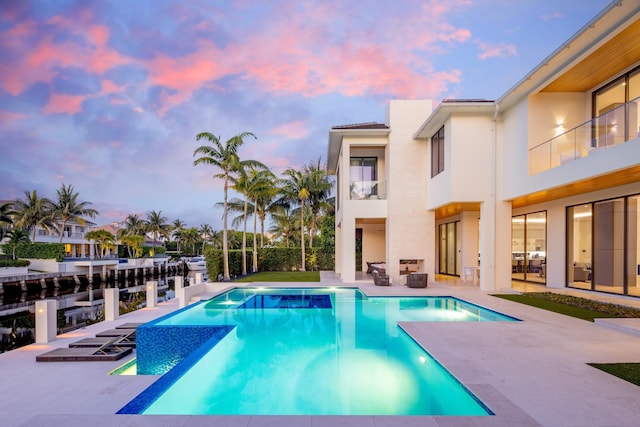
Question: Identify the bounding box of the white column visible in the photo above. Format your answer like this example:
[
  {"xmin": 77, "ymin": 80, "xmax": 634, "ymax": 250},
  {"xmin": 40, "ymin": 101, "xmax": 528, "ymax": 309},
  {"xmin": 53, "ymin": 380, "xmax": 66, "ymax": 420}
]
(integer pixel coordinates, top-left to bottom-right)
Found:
[
  {"xmin": 195, "ymin": 272, "xmax": 204, "ymax": 284},
  {"xmin": 174, "ymin": 276, "xmax": 184, "ymax": 289},
  {"xmin": 146, "ymin": 281, "xmax": 158, "ymax": 308},
  {"xmin": 89, "ymin": 239, "xmax": 95, "ymax": 260},
  {"xmin": 341, "ymin": 216, "xmax": 356, "ymax": 282},
  {"xmin": 104, "ymin": 288, "xmax": 119, "ymax": 321},
  {"xmin": 35, "ymin": 300, "xmax": 57, "ymax": 343}
]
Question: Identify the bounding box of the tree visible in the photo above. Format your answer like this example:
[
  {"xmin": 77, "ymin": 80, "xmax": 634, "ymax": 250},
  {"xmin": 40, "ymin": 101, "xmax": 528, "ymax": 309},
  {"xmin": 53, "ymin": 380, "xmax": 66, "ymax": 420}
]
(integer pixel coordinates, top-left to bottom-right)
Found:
[
  {"xmin": 193, "ymin": 131, "xmax": 261, "ymax": 280},
  {"xmin": 0, "ymin": 201, "xmax": 14, "ymax": 241},
  {"xmin": 182, "ymin": 227, "xmax": 201, "ymax": 254},
  {"xmin": 120, "ymin": 235, "xmax": 144, "ymax": 258},
  {"xmin": 146, "ymin": 210, "xmax": 171, "ymax": 254},
  {"xmin": 269, "ymin": 206, "xmax": 298, "ymax": 248},
  {"xmin": 199, "ymin": 223, "xmax": 214, "ymax": 253},
  {"xmin": 5, "ymin": 228, "xmax": 30, "ymax": 259},
  {"xmin": 118, "ymin": 214, "xmax": 147, "ymax": 239},
  {"xmin": 12, "ymin": 190, "xmax": 54, "ymax": 241},
  {"xmin": 171, "ymin": 219, "xmax": 186, "ymax": 253},
  {"xmin": 50, "ymin": 184, "xmax": 98, "ymax": 243},
  {"xmin": 304, "ymin": 159, "xmax": 332, "ymax": 248},
  {"xmin": 85, "ymin": 229, "xmax": 116, "ymax": 259},
  {"xmin": 280, "ymin": 168, "xmax": 310, "ymax": 271}
]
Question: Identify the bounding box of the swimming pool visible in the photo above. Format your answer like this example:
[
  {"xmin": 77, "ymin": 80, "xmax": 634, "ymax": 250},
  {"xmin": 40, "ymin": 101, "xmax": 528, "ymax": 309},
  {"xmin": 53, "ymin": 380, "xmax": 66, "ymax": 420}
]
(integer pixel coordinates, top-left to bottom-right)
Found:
[{"xmin": 119, "ymin": 287, "xmax": 518, "ymax": 416}]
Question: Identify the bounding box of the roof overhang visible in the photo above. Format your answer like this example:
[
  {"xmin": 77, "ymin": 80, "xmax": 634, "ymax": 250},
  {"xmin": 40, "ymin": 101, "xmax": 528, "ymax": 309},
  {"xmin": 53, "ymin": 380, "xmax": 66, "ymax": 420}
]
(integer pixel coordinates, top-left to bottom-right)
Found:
[
  {"xmin": 413, "ymin": 100, "xmax": 496, "ymax": 139},
  {"xmin": 497, "ymin": 1, "xmax": 640, "ymax": 110},
  {"xmin": 327, "ymin": 127, "xmax": 390, "ymax": 174}
]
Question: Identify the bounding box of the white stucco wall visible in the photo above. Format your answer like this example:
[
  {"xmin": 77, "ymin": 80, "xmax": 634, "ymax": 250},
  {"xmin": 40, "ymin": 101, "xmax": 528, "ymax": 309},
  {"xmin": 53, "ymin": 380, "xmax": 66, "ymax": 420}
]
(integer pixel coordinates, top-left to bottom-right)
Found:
[{"xmin": 386, "ymin": 100, "xmax": 434, "ymax": 283}]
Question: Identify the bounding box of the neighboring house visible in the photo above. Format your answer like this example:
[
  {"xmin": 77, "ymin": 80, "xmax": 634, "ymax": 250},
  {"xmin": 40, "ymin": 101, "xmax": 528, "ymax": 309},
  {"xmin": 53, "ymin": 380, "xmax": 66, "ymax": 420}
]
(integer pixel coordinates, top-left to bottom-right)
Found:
[
  {"xmin": 328, "ymin": 1, "xmax": 640, "ymax": 298},
  {"xmin": 31, "ymin": 219, "xmax": 97, "ymax": 258}
]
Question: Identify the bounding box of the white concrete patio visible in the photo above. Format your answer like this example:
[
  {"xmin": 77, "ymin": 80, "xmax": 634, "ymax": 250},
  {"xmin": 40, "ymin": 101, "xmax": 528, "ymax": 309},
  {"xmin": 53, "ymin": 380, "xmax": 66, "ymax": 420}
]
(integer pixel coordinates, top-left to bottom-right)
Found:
[{"xmin": 3, "ymin": 273, "xmax": 640, "ymax": 426}]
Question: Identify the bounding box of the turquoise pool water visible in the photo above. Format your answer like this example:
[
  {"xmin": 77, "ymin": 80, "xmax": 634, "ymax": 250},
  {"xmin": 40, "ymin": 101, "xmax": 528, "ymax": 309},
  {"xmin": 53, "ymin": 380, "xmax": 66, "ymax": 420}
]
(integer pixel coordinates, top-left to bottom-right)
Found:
[{"xmin": 119, "ymin": 287, "xmax": 517, "ymax": 416}]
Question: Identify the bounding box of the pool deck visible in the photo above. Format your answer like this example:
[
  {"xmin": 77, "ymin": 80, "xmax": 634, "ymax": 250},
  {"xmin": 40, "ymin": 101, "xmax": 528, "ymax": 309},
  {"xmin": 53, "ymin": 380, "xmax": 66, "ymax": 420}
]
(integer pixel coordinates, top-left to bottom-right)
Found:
[{"xmin": 3, "ymin": 273, "xmax": 640, "ymax": 426}]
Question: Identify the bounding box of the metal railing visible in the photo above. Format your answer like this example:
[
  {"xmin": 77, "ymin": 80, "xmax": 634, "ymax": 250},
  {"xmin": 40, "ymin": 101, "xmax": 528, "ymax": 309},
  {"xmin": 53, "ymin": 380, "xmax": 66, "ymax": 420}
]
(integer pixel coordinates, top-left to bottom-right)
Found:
[
  {"xmin": 349, "ymin": 180, "xmax": 386, "ymax": 200},
  {"xmin": 530, "ymin": 97, "xmax": 640, "ymax": 174}
]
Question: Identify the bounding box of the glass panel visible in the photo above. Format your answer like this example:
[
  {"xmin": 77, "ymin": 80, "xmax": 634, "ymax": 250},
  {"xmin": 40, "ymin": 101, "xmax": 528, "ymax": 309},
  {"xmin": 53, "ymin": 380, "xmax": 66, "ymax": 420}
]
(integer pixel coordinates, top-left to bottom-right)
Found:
[
  {"xmin": 628, "ymin": 196, "xmax": 640, "ymax": 297},
  {"xmin": 438, "ymin": 127, "xmax": 445, "ymax": 175},
  {"xmin": 511, "ymin": 216, "xmax": 525, "ymax": 281},
  {"xmin": 439, "ymin": 224, "xmax": 447, "ymax": 274},
  {"xmin": 628, "ymin": 70, "xmax": 640, "ymax": 141},
  {"xmin": 594, "ymin": 199, "xmax": 625, "ymax": 294},
  {"xmin": 595, "ymin": 77, "xmax": 626, "ymax": 148},
  {"xmin": 525, "ymin": 212, "xmax": 546, "ymax": 284},
  {"xmin": 568, "ymin": 204, "xmax": 592, "ymax": 290},
  {"xmin": 455, "ymin": 221, "xmax": 461, "ymax": 276},
  {"xmin": 446, "ymin": 222, "xmax": 456, "ymax": 275}
]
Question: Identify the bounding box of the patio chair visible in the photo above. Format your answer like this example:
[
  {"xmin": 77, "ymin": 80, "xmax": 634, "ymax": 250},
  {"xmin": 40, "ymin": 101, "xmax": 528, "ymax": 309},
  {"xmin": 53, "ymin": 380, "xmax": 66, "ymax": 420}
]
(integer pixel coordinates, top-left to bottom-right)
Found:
[
  {"xmin": 406, "ymin": 273, "xmax": 428, "ymax": 288},
  {"xmin": 372, "ymin": 270, "xmax": 390, "ymax": 286}
]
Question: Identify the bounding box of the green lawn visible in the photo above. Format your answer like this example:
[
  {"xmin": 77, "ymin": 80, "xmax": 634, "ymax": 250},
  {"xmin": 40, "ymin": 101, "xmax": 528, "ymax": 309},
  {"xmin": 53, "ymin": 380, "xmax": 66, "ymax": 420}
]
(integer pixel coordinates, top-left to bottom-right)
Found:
[
  {"xmin": 492, "ymin": 292, "xmax": 640, "ymax": 322},
  {"xmin": 233, "ymin": 271, "xmax": 321, "ymax": 282},
  {"xmin": 588, "ymin": 363, "xmax": 640, "ymax": 387}
]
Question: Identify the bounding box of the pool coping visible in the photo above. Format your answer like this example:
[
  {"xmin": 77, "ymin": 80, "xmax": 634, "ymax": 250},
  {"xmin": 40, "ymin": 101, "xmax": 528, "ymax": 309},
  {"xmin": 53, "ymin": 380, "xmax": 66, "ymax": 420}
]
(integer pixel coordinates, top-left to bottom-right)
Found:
[{"xmin": 5, "ymin": 279, "xmax": 640, "ymax": 427}]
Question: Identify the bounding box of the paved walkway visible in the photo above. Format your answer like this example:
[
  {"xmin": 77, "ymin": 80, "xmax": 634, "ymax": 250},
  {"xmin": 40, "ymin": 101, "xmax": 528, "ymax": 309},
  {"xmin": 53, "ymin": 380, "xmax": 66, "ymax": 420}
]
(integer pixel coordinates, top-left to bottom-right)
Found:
[{"xmin": 2, "ymin": 274, "xmax": 640, "ymax": 426}]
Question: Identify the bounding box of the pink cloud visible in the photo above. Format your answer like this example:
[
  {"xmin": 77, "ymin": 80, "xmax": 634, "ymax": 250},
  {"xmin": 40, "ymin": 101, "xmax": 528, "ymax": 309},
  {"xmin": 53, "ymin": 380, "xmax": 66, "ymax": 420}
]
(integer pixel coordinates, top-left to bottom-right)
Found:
[
  {"xmin": 269, "ymin": 120, "xmax": 309, "ymax": 140},
  {"xmin": 0, "ymin": 110, "xmax": 27, "ymax": 125},
  {"xmin": 0, "ymin": 15, "xmax": 129, "ymax": 97},
  {"xmin": 476, "ymin": 41, "xmax": 517, "ymax": 60},
  {"xmin": 43, "ymin": 93, "xmax": 85, "ymax": 114}
]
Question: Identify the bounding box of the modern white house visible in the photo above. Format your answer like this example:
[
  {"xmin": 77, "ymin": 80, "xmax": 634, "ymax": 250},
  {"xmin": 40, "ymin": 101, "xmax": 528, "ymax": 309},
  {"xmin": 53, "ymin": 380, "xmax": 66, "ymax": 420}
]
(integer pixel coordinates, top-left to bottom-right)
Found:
[{"xmin": 328, "ymin": 0, "xmax": 640, "ymax": 298}]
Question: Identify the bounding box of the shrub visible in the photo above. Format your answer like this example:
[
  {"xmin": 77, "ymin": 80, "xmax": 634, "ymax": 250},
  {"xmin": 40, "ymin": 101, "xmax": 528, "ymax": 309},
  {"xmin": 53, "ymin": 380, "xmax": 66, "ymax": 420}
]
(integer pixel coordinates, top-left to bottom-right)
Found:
[{"xmin": 1, "ymin": 243, "xmax": 65, "ymax": 262}]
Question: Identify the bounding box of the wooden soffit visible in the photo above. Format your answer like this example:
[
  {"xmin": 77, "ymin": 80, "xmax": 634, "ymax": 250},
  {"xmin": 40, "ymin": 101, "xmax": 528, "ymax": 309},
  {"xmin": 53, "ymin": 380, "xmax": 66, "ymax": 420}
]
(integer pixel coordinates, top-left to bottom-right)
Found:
[
  {"xmin": 511, "ymin": 165, "xmax": 640, "ymax": 209},
  {"xmin": 541, "ymin": 19, "xmax": 640, "ymax": 93},
  {"xmin": 355, "ymin": 218, "xmax": 386, "ymax": 225},
  {"xmin": 433, "ymin": 202, "xmax": 481, "ymax": 220}
]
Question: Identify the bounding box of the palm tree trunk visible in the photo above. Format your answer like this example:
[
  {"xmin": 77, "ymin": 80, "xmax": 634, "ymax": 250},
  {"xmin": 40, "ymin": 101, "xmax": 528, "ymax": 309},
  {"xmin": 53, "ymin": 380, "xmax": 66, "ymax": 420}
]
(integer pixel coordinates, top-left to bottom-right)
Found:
[
  {"xmin": 300, "ymin": 201, "xmax": 306, "ymax": 272},
  {"xmin": 222, "ymin": 175, "xmax": 230, "ymax": 281},
  {"xmin": 252, "ymin": 203, "xmax": 258, "ymax": 272},
  {"xmin": 58, "ymin": 219, "xmax": 68, "ymax": 243},
  {"xmin": 241, "ymin": 198, "xmax": 248, "ymax": 276}
]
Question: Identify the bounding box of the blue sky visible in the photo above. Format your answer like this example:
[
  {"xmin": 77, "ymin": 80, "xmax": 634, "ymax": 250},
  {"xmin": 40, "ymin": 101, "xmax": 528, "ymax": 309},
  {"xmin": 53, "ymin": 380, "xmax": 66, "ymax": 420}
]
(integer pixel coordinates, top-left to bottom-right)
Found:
[{"xmin": 0, "ymin": 0, "xmax": 611, "ymax": 230}]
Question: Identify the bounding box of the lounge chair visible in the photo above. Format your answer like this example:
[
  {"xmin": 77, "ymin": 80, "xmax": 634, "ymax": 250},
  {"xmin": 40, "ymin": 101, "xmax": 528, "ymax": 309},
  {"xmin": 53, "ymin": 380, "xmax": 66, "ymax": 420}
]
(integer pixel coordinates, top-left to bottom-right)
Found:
[
  {"xmin": 69, "ymin": 330, "xmax": 136, "ymax": 348},
  {"xmin": 95, "ymin": 328, "xmax": 137, "ymax": 338},
  {"xmin": 406, "ymin": 273, "xmax": 428, "ymax": 288},
  {"xmin": 36, "ymin": 336, "xmax": 133, "ymax": 362}
]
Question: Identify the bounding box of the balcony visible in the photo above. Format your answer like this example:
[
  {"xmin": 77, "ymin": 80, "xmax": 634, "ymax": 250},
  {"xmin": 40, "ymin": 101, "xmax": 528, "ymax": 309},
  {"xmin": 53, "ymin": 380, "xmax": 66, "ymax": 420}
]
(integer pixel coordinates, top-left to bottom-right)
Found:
[
  {"xmin": 530, "ymin": 97, "xmax": 639, "ymax": 174},
  {"xmin": 349, "ymin": 181, "xmax": 386, "ymax": 200}
]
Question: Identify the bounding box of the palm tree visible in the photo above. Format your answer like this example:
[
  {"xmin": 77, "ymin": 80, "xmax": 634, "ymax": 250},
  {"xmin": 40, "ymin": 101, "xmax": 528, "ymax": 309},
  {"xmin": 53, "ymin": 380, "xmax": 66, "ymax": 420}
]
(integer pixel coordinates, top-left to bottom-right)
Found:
[
  {"xmin": 199, "ymin": 223, "xmax": 214, "ymax": 253},
  {"xmin": 171, "ymin": 219, "xmax": 186, "ymax": 253},
  {"xmin": 230, "ymin": 165, "xmax": 269, "ymax": 275},
  {"xmin": 12, "ymin": 190, "xmax": 54, "ymax": 241},
  {"xmin": 118, "ymin": 214, "xmax": 147, "ymax": 239},
  {"xmin": 269, "ymin": 206, "xmax": 298, "ymax": 248},
  {"xmin": 85, "ymin": 229, "xmax": 116, "ymax": 259},
  {"xmin": 304, "ymin": 159, "xmax": 332, "ymax": 248},
  {"xmin": 193, "ymin": 131, "xmax": 261, "ymax": 281},
  {"xmin": 120, "ymin": 234, "xmax": 144, "ymax": 258},
  {"xmin": 182, "ymin": 227, "xmax": 201, "ymax": 254},
  {"xmin": 146, "ymin": 210, "xmax": 171, "ymax": 254},
  {"xmin": 0, "ymin": 201, "xmax": 14, "ymax": 241},
  {"xmin": 280, "ymin": 168, "xmax": 310, "ymax": 271},
  {"xmin": 5, "ymin": 228, "xmax": 30, "ymax": 259},
  {"xmin": 50, "ymin": 184, "xmax": 98, "ymax": 243}
]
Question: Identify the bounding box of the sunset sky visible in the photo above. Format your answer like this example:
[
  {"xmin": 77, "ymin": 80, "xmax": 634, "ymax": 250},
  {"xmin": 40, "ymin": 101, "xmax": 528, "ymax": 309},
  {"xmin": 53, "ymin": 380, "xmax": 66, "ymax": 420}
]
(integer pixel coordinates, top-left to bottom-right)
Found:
[{"xmin": 0, "ymin": 0, "xmax": 611, "ymax": 230}]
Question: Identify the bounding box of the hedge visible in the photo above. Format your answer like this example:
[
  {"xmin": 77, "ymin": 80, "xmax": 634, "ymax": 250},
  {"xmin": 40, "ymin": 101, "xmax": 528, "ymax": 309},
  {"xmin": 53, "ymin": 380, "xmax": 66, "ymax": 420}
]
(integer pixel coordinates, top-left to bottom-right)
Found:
[
  {"xmin": 0, "ymin": 259, "xmax": 30, "ymax": 268},
  {"xmin": 204, "ymin": 246, "xmax": 335, "ymax": 280},
  {"xmin": 1, "ymin": 243, "xmax": 65, "ymax": 262}
]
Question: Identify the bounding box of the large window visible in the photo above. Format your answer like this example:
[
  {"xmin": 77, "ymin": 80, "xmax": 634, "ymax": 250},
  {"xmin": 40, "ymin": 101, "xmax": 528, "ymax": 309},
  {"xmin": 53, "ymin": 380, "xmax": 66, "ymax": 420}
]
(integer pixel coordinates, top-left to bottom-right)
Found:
[
  {"xmin": 431, "ymin": 126, "xmax": 445, "ymax": 178},
  {"xmin": 438, "ymin": 221, "xmax": 460, "ymax": 276},
  {"xmin": 593, "ymin": 66, "xmax": 640, "ymax": 147},
  {"xmin": 349, "ymin": 157, "xmax": 377, "ymax": 199},
  {"xmin": 567, "ymin": 194, "xmax": 640, "ymax": 297},
  {"xmin": 511, "ymin": 212, "xmax": 547, "ymax": 284}
]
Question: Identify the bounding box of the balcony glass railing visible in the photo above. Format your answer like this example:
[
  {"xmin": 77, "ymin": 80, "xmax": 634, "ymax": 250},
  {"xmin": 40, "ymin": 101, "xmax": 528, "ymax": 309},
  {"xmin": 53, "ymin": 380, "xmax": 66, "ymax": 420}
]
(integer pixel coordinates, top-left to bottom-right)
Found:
[
  {"xmin": 349, "ymin": 180, "xmax": 386, "ymax": 200},
  {"xmin": 529, "ymin": 97, "xmax": 640, "ymax": 174}
]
